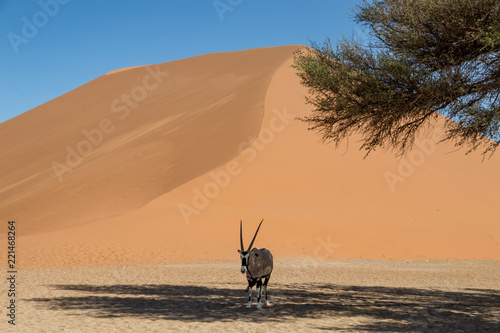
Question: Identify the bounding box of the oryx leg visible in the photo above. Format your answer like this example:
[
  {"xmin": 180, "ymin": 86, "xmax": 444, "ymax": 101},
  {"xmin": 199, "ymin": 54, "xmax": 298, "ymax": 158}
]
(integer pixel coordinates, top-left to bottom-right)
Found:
[
  {"xmin": 256, "ymin": 278, "xmax": 263, "ymax": 309},
  {"xmin": 246, "ymin": 286, "xmax": 252, "ymax": 308},
  {"xmin": 264, "ymin": 275, "xmax": 271, "ymax": 306},
  {"xmin": 246, "ymin": 279, "xmax": 256, "ymax": 308}
]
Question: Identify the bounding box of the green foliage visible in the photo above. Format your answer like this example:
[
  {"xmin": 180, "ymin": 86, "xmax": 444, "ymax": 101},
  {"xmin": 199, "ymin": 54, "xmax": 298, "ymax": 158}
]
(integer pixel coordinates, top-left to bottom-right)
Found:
[
  {"xmin": 293, "ymin": 0, "xmax": 500, "ymax": 157},
  {"xmin": 479, "ymin": 26, "xmax": 500, "ymax": 47}
]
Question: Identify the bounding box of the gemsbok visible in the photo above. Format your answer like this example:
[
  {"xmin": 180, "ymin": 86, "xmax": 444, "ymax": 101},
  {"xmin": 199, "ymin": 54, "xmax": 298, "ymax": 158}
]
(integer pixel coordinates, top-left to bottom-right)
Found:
[{"xmin": 238, "ymin": 219, "xmax": 273, "ymax": 309}]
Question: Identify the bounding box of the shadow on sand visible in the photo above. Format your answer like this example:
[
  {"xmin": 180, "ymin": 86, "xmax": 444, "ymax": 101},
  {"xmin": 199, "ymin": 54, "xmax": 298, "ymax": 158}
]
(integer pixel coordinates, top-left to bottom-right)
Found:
[{"xmin": 29, "ymin": 283, "xmax": 500, "ymax": 331}]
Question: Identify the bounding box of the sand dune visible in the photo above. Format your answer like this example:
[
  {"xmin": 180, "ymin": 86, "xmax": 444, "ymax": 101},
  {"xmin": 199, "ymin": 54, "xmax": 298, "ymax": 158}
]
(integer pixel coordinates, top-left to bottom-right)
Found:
[
  {"xmin": 1, "ymin": 45, "xmax": 499, "ymax": 268},
  {"xmin": 1, "ymin": 46, "xmax": 296, "ymax": 234}
]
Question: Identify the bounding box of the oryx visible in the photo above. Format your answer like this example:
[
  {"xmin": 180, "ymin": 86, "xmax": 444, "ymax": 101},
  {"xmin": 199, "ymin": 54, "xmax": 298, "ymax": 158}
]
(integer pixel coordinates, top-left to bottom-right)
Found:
[{"xmin": 238, "ymin": 219, "xmax": 273, "ymax": 309}]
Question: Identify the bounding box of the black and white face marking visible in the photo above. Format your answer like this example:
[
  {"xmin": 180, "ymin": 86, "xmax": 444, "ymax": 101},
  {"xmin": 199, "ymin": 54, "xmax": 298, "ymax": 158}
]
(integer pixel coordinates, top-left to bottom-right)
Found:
[{"xmin": 238, "ymin": 250, "xmax": 250, "ymax": 273}]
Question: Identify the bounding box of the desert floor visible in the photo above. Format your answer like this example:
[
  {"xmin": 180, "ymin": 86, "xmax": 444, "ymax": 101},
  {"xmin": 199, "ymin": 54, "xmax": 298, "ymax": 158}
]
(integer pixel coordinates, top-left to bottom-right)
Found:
[{"xmin": 4, "ymin": 259, "xmax": 500, "ymax": 332}]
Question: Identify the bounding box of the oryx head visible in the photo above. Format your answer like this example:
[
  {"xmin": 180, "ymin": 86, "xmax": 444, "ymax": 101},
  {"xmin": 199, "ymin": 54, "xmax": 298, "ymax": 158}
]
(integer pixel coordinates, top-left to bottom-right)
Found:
[{"xmin": 238, "ymin": 219, "xmax": 264, "ymax": 274}]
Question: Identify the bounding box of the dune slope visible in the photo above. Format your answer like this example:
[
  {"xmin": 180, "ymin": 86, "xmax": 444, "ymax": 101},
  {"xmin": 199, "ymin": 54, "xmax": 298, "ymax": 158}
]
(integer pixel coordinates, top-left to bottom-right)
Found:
[
  {"xmin": 0, "ymin": 46, "xmax": 297, "ymax": 234},
  {"xmin": 1, "ymin": 45, "xmax": 499, "ymax": 267}
]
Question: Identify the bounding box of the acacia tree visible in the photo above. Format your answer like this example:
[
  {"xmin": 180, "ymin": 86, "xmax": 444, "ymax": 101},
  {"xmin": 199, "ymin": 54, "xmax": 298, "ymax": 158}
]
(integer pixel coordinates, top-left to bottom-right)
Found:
[{"xmin": 293, "ymin": 0, "xmax": 500, "ymax": 157}]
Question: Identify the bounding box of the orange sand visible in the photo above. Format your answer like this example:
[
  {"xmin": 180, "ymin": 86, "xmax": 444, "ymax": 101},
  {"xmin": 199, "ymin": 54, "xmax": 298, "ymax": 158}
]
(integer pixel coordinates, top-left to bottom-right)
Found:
[{"xmin": 1, "ymin": 45, "xmax": 499, "ymax": 268}]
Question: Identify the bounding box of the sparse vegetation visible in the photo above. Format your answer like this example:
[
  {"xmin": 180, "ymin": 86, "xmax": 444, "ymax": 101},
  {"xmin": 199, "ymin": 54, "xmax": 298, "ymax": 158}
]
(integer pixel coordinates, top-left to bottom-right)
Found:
[{"xmin": 293, "ymin": 0, "xmax": 500, "ymax": 157}]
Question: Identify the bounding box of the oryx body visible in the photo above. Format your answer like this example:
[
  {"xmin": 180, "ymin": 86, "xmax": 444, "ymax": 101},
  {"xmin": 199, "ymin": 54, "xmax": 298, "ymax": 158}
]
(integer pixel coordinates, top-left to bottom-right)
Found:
[{"xmin": 238, "ymin": 219, "xmax": 273, "ymax": 309}]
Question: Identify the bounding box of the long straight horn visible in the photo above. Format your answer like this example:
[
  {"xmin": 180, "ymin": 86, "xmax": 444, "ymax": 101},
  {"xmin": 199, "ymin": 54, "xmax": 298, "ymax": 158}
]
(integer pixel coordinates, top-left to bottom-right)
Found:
[
  {"xmin": 247, "ymin": 219, "xmax": 264, "ymax": 251},
  {"xmin": 240, "ymin": 220, "xmax": 244, "ymax": 251}
]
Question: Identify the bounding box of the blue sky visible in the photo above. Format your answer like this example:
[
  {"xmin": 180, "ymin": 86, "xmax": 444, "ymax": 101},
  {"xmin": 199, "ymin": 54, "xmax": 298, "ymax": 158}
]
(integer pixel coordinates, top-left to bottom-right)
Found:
[{"xmin": 1, "ymin": 0, "xmax": 362, "ymax": 122}]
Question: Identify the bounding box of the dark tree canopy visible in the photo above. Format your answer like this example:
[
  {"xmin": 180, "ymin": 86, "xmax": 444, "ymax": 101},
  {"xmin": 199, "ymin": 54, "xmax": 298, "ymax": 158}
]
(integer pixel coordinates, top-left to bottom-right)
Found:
[{"xmin": 293, "ymin": 0, "xmax": 500, "ymax": 157}]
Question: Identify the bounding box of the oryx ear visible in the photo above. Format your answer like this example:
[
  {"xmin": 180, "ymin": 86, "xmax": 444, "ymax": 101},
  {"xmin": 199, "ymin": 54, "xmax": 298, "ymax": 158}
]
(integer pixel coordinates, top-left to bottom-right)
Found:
[{"xmin": 237, "ymin": 250, "xmax": 242, "ymax": 254}]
